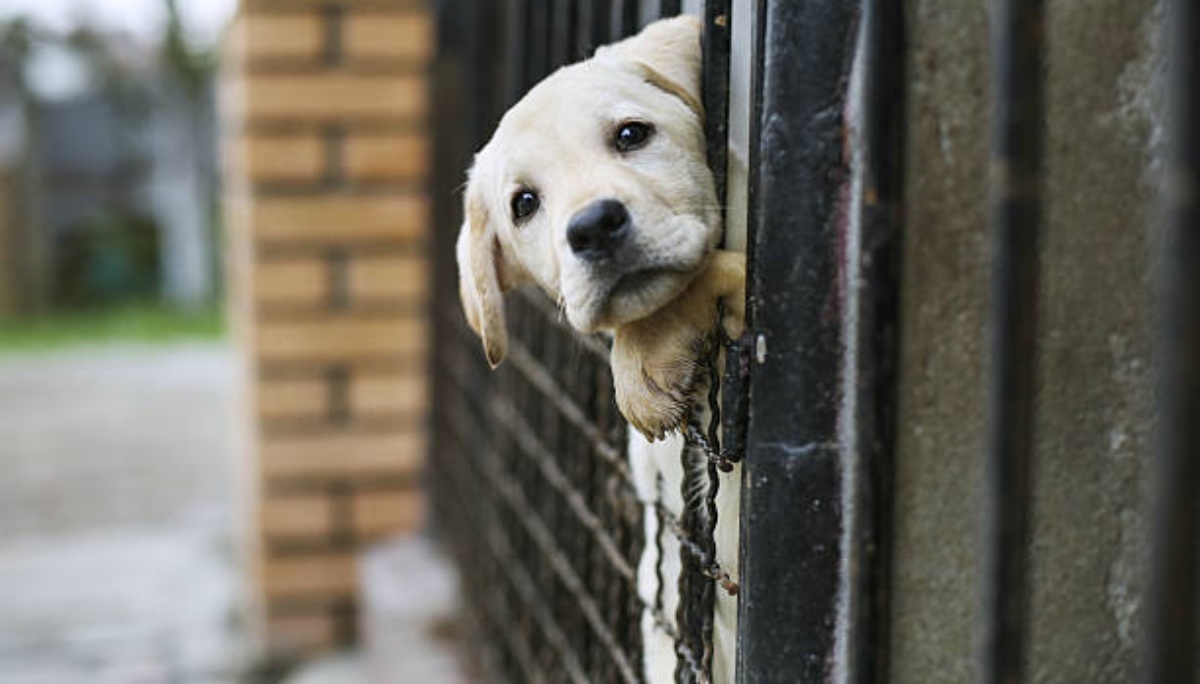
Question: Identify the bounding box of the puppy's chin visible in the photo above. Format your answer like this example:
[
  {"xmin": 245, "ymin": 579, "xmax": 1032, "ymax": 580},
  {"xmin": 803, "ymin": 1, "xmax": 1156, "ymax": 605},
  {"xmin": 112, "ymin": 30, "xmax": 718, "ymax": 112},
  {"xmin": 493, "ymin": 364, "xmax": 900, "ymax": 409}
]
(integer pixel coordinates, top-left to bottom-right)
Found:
[{"xmin": 565, "ymin": 268, "xmax": 693, "ymax": 333}]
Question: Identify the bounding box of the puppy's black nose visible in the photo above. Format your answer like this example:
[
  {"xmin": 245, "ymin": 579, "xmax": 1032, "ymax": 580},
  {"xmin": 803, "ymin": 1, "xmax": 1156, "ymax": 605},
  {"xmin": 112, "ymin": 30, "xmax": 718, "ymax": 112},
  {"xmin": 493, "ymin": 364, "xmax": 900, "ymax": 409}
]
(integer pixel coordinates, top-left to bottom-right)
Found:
[{"xmin": 567, "ymin": 199, "xmax": 630, "ymax": 261}]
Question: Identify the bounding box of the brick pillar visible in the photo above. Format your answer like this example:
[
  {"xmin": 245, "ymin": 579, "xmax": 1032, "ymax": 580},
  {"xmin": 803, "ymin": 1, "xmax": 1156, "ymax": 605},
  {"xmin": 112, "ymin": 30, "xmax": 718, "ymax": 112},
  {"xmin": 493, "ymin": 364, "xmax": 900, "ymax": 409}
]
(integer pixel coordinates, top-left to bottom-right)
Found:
[{"xmin": 224, "ymin": 0, "xmax": 432, "ymax": 657}]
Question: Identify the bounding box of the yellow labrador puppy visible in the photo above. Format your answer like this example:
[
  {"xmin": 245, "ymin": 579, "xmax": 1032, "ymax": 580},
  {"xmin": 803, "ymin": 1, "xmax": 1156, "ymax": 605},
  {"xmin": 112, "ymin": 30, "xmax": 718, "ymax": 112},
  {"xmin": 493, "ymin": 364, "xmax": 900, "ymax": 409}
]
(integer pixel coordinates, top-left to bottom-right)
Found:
[
  {"xmin": 456, "ymin": 16, "xmax": 744, "ymax": 682},
  {"xmin": 456, "ymin": 15, "xmax": 744, "ymax": 440}
]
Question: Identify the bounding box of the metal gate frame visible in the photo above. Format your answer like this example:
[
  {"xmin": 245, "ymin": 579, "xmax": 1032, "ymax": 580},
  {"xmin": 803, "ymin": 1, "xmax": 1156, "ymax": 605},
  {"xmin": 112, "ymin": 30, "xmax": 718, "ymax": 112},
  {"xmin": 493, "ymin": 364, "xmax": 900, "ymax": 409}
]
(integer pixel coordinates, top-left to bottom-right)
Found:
[{"xmin": 733, "ymin": 2, "xmax": 903, "ymax": 680}]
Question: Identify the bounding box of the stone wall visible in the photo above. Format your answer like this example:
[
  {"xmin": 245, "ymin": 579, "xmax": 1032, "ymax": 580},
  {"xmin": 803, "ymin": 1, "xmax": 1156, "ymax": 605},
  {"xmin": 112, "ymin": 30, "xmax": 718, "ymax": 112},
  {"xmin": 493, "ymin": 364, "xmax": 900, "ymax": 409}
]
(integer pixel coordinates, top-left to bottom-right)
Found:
[
  {"xmin": 892, "ymin": 1, "xmax": 1161, "ymax": 681},
  {"xmin": 223, "ymin": 0, "xmax": 432, "ymax": 657}
]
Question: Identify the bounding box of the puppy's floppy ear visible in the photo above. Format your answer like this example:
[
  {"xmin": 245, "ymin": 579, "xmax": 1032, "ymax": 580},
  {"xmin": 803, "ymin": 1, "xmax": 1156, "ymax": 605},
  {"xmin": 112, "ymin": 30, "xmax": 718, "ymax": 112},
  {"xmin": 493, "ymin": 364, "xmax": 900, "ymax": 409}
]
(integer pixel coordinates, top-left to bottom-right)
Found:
[
  {"xmin": 601, "ymin": 15, "xmax": 704, "ymax": 115},
  {"xmin": 456, "ymin": 185, "xmax": 509, "ymax": 368}
]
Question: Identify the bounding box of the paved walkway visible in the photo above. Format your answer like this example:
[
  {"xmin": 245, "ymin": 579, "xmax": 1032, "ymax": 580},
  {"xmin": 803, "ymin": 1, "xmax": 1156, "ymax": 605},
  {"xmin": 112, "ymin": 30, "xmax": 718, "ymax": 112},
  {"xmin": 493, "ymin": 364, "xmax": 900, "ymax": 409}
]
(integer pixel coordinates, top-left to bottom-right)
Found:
[
  {"xmin": 0, "ymin": 344, "xmax": 246, "ymax": 683},
  {"xmin": 0, "ymin": 344, "xmax": 470, "ymax": 684},
  {"xmin": 0, "ymin": 344, "xmax": 236, "ymax": 539}
]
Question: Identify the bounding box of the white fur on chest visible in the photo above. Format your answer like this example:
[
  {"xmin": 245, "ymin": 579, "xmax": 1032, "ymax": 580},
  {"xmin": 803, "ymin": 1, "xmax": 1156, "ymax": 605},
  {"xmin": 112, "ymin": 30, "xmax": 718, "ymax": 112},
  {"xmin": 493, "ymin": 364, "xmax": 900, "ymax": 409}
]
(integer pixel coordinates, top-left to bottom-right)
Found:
[{"xmin": 628, "ymin": 426, "xmax": 740, "ymax": 683}]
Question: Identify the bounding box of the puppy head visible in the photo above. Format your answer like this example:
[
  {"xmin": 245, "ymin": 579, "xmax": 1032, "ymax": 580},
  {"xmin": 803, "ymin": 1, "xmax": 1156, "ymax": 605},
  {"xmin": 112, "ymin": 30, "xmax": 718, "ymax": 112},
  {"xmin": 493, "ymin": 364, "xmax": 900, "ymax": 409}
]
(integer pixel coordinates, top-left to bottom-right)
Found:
[{"xmin": 456, "ymin": 15, "xmax": 719, "ymax": 365}]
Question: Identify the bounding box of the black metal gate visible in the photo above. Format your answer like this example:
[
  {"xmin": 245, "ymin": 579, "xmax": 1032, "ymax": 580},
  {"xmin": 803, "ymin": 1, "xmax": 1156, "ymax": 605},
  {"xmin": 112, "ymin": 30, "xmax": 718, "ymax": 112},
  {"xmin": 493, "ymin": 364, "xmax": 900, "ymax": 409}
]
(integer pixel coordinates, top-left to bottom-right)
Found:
[{"xmin": 428, "ymin": 1, "xmax": 1199, "ymax": 682}]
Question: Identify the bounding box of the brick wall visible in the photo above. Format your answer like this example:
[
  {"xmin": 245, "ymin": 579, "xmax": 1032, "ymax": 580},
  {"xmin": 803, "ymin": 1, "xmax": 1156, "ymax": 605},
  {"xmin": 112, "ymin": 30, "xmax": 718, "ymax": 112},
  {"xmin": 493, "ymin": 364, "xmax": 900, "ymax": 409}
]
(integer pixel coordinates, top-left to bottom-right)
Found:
[{"xmin": 224, "ymin": 0, "xmax": 432, "ymax": 657}]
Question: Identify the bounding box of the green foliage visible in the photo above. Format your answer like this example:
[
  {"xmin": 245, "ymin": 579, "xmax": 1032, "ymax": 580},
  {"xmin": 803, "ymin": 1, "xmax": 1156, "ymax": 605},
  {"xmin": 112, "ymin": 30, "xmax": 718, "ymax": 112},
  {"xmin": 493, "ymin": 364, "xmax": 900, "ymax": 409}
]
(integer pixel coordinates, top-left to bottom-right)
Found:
[
  {"xmin": 0, "ymin": 304, "xmax": 225, "ymax": 353},
  {"xmin": 162, "ymin": 0, "xmax": 218, "ymax": 101}
]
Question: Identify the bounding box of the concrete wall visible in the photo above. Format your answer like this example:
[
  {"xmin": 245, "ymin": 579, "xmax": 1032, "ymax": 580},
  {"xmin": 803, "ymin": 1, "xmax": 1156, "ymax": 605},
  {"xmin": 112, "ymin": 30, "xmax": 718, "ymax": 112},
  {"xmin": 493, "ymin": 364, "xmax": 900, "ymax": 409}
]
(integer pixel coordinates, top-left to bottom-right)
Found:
[{"xmin": 891, "ymin": 1, "xmax": 1162, "ymax": 681}]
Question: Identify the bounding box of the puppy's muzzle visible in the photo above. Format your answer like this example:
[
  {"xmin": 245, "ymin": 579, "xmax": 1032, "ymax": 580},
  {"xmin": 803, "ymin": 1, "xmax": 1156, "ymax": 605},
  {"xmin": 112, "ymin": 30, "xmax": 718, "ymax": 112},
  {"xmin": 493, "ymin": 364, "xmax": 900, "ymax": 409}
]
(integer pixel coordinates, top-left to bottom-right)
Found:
[{"xmin": 567, "ymin": 199, "xmax": 630, "ymax": 262}]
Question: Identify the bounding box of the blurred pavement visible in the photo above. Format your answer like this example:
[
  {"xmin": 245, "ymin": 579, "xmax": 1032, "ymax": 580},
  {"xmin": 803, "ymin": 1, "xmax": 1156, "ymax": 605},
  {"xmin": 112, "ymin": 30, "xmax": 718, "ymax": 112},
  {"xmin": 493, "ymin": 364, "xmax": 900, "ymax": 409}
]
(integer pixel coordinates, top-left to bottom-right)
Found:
[
  {"xmin": 0, "ymin": 344, "xmax": 469, "ymax": 684},
  {"xmin": 0, "ymin": 345, "xmax": 237, "ymax": 538},
  {"xmin": 0, "ymin": 344, "xmax": 246, "ymax": 682}
]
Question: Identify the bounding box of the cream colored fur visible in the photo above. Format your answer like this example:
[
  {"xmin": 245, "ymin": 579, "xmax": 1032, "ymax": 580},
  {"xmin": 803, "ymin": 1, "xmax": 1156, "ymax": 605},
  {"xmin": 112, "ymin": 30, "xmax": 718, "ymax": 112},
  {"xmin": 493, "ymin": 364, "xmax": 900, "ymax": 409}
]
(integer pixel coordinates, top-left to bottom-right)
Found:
[
  {"xmin": 455, "ymin": 16, "xmax": 745, "ymax": 682},
  {"xmin": 456, "ymin": 15, "xmax": 744, "ymax": 438}
]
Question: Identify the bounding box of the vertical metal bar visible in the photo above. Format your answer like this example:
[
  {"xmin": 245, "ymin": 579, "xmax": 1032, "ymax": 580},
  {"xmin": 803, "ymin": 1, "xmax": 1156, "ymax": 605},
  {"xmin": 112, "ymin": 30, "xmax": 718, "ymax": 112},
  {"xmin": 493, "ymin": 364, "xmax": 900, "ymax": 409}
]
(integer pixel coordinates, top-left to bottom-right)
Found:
[
  {"xmin": 736, "ymin": 1, "xmax": 860, "ymax": 680},
  {"xmin": 476, "ymin": 0, "xmax": 507, "ymax": 135},
  {"xmin": 550, "ymin": 0, "xmax": 577, "ymax": 67},
  {"xmin": 701, "ymin": 1, "xmax": 730, "ymax": 220},
  {"xmin": 576, "ymin": 0, "xmax": 613, "ymax": 53},
  {"xmin": 980, "ymin": 0, "xmax": 1044, "ymax": 680},
  {"xmin": 526, "ymin": 1, "xmax": 550, "ymax": 85},
  {"xmin": 611, "ymin": 0, "xmax": 639, "ymax": 38},
  {"xmin": 575, "ymin": 1, "xmax": 595, "ymax": 57},
  {"xmin": 504, "ymin": 0, "xmax": 529, "ymax": 106},
  {"xmin": 698, "ymin": 1, "xmax": 753, "ymax": 471},
  {"xmin": 1146, "ymin": 0, "xmax": 1200, "ymax": 681},
  {"xmin": 844, "ymin": 0, "xmax": 905, "ymax": 681}
]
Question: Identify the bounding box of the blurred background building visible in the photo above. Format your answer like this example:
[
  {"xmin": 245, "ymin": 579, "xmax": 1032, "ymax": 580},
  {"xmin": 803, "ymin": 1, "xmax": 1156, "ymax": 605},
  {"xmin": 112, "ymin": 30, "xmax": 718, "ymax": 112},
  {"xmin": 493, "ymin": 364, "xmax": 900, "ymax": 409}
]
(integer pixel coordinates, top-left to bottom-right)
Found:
[{"xmin": 0, "ymin": 0, "xmax": 228, "ymax": 316}]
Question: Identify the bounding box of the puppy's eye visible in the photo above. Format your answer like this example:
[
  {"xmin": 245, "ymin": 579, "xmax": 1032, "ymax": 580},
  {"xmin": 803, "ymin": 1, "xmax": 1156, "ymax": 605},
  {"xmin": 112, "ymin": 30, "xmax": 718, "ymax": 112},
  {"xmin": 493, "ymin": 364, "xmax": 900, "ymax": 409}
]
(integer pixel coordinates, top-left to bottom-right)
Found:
[
  {"xmin": 510, "ymin": 189, "xmax": 540, "ymax": 223},
  {"xmin": 614, "ymin": 121, "xmax": 654, "ymax": 153}
]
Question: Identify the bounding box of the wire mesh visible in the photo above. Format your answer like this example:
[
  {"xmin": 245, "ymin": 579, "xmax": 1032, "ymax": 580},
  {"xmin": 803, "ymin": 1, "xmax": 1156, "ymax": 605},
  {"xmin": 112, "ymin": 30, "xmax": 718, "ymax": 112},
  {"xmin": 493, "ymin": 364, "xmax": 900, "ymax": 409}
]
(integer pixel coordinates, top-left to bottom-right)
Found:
[{"xmin": 432, "ymin": 289, "xmax": 645, "ymax": 683}]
